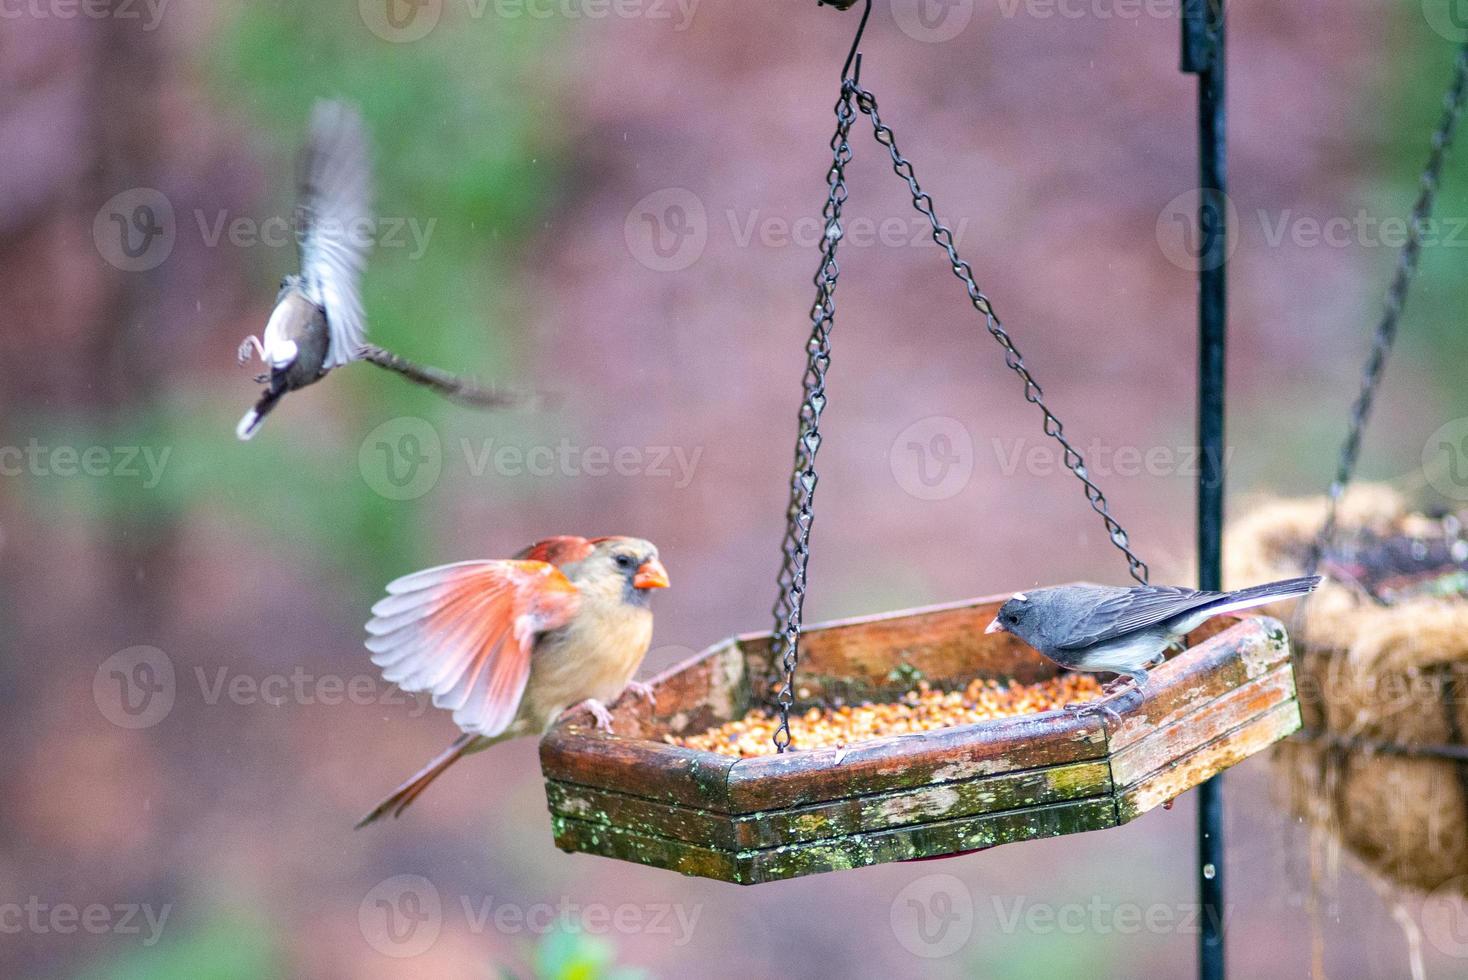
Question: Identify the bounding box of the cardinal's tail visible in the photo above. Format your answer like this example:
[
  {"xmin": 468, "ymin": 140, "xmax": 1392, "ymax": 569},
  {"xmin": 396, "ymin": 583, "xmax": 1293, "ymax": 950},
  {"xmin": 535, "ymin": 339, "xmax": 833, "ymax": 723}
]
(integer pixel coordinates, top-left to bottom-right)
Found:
[
  {"xmin": 355, "ymin": 732, "xmax": 485, "ymax": 829},
  {"xmin": 357, "ymin": 343, "xmax": 549, "ymax": 410},
  {"xmin": 236, "ymin": 388, "xmax": 285, "ymax": 441}
]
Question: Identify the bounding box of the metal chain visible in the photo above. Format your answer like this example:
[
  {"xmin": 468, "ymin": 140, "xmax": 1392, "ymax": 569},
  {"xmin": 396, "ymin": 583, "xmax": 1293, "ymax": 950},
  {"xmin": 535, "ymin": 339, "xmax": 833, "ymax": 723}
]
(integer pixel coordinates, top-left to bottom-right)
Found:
[
  {"xmin": 768, "ymin": 86, "xmax": 857, "ymax": 753},
  {"xmin": 851, "ymin": 81, "xmax": 1151, "ymax": 586},
  {"xmin": 1305, "ymin": 42, "xmax": 1468, "ymax": 578},
  {"xmin": 767, "ymin": 74, "xmax": 1154, "ymax": 751}
]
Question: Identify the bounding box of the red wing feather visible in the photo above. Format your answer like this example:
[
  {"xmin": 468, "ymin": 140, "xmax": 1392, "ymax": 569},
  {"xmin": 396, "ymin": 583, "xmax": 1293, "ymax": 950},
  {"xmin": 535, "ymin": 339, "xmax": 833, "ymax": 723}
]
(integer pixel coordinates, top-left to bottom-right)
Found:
[
  {"xmin": 365, "ymin": 559, "xmax": 580, "ymax": 736},
  {"xmin": 515, "ymin": 536, "xmax": 595, "ymax": 567}
]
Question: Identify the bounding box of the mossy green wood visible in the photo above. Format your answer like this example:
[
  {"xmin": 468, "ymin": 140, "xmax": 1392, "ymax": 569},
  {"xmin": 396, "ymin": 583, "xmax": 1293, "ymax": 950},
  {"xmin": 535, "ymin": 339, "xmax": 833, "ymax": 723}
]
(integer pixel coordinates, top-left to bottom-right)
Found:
[{"xmin": 538, "ymin": 592, "xmax": 1299, "ymax": 884}]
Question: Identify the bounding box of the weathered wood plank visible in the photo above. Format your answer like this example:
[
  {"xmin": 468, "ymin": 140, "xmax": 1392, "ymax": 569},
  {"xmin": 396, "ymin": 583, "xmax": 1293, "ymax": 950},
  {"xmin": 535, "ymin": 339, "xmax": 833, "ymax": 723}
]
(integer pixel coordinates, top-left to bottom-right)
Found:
[
  {"xmin": 545, "ymin": 757, "xmax": 1113, "ymax": 850},
  {"xmin": 538, "ymin": 732, "xmax": 736, "ymax": 810},
  {"xmin": 731, "ymin": 758, "xmax": 1112, "ymax": 849},
  {"xmin": 544, "ymin": 781, "xmax": 739, "ymax": 848},
  {"xmin": 1110, "ymin": 663, "xmax": 1296, "ymax": 787},
  {"xmin": 549, "ymin": 815, "xmax": 739, "ymax": 882},
  {"xmin": 1108, "ymin": 616, "xmax": 1290, "ymax": 751},
  {"xmin": 725, "ymin": 709, "xmax": 1107, "ymax": 812},
  {"xmin": 1117, "ymin": 699, "xmax": 1302, "ymax": 822},
  {"xmin": 742, "ymin": 796, "xmax": 1118, "ymax": 884},
  {"xmin": 553, "ymin": 796, "xmax": 1118, "ymax": 885}
]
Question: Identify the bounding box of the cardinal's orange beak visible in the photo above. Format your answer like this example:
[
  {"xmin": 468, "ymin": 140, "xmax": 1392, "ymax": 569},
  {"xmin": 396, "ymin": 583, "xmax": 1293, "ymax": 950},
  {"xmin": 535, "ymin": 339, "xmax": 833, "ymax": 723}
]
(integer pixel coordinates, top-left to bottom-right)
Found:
[
  {"xmin": 984, "ymin": 617, "xmax": 1004, "ymax": 635},
  {"xmin": 633, "ymin": 557, "xmax": 670, "ymax": 590}
]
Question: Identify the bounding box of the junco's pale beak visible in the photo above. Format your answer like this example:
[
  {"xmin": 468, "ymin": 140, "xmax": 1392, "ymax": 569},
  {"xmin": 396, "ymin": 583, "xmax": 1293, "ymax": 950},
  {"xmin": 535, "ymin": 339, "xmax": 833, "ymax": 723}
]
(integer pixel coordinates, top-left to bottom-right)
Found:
[
  {"xmin": 634, "ymin": 557, "xmax": 670, "ymax": 590},
  {"xmin": 984, "ymin": 617, "xmax": 1004, "ymax": 635}
]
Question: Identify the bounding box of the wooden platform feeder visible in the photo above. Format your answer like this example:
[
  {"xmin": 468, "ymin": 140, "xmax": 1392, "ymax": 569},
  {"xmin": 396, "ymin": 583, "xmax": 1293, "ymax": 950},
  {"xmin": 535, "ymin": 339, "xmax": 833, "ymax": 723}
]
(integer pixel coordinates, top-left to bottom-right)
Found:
[{"xmin": 539, "ymin": 590, "xmax": 1301, "ymax": 884}]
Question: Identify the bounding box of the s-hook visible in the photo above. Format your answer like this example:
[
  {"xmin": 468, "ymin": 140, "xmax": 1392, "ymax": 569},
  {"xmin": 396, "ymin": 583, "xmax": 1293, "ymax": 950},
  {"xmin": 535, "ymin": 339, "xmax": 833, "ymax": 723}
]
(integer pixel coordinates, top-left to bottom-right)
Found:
[{"xmin": 821, "ymin": 0, "xmax": 871, "ymax": 85}]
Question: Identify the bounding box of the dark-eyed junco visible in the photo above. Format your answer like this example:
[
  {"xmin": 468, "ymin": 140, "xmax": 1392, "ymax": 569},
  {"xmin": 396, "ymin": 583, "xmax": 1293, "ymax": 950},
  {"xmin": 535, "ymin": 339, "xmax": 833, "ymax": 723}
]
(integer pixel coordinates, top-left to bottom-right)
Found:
[
  {"xmin": 236, "ymin": 100, "xmax": 530, "ymax": 440},
  {"xmin": 984, "ymin": 576, "xmax": 1320, "ymax": 690}
]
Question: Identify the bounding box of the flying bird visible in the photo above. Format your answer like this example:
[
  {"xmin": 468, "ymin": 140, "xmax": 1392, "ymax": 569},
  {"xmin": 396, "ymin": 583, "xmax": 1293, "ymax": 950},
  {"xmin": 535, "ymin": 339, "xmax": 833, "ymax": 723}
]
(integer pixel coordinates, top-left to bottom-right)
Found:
[
  {"xmin": 356, "ymin": 535, "xmax": 670, "ymax": 827},
  {"xmin": 985, "ymin": 576, "xmax": 1320, "ymax": 692},
  {"xmin": 236, "ymin": 99, "xmax": 530, "ymax": 440}
]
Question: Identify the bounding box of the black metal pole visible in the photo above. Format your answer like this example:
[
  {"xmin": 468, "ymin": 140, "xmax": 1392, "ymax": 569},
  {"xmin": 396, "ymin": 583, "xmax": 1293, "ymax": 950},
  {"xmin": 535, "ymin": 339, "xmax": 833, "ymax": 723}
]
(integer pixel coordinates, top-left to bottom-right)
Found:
[{"xmin": 1182, "ymin": 2, "xmax": 1226, "ymax": 979}]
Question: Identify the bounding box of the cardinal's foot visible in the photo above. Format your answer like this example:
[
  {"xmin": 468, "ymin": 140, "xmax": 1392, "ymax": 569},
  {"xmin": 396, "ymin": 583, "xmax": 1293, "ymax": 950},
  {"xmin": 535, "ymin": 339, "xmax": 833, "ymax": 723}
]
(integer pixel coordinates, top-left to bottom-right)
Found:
[
  {"xmin": 578, "ymin": 698, "xmax": 614, "ymax": 732},
  {"xmin": 625, "ymin": 680, "xmax": 657, "ymax": 707}
]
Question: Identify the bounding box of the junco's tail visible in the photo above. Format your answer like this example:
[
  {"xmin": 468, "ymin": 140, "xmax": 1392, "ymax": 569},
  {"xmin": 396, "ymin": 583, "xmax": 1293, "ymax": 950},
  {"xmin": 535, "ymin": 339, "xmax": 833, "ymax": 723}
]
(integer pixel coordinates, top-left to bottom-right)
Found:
[
  {"xmin": 358, "ymin": 343, "xmax": 549, "ymax": 410},
  {"xmin": 236, "ymin": 388, "xmax": 284, "ymax": 441},
  {"xmin": 355, "ymin": 732, "xmax": 481, "ymax": 829},
  {"xmin": 1211, "ymin": 575, "xmax": 1321, "ymax": 616}
]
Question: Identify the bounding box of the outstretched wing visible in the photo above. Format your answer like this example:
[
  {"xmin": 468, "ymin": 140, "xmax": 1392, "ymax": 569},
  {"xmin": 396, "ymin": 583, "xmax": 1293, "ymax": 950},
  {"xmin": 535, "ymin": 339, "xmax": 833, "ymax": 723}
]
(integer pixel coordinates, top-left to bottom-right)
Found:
[
  {"xmin": 296, "ymin": 100, "xmax": 372, "ymax": 370},
  {"xmin": 1055, "ymin": 586, "xmax": 1219, "ymax": 650},
  {"xmin": 364, "ymin": 560, "xmax": 581, "ymax": 736}
]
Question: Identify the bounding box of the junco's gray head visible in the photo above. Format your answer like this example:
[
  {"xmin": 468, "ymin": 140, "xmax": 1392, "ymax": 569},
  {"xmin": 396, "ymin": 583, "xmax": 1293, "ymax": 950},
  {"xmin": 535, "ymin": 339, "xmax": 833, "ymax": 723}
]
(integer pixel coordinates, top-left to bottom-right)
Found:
[{"xmin": 985, "ymin": 592, "xmax": 1045, "ymax": 648}]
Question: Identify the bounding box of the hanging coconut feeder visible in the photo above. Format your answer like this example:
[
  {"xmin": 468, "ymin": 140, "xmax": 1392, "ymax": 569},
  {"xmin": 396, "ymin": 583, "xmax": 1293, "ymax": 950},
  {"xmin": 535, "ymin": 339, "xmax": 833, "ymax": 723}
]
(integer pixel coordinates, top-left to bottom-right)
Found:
[
  {"xmin": 539, "ymin": 594, "xmax": 1299, "ymax": 884},
  {"xmin": 1228, "ymin": 487, "xmax": 1468, "ymax": 897}
]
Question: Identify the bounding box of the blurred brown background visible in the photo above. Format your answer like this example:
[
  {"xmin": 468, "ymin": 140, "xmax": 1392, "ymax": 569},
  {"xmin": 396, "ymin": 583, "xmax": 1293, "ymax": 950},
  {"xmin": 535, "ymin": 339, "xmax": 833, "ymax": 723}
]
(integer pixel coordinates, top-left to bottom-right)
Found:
[{"xmin": 4, "ymin": 0, "xmax": 1468, "ymax": 976}]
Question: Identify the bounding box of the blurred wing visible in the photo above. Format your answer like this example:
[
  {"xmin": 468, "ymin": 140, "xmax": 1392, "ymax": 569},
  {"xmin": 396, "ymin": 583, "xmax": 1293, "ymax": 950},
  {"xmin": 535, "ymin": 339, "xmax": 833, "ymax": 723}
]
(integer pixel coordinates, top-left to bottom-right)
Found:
[
  {"xmin": 364, "ymin": 560, "xmax": 581, "ymax": 736},
  {"xmin": 1056, "ymin": 586, "xmax": 1219, "ymax": 649},
  {"xmin": 296, "ymin": 100, "xmax": 372, "ymax": 369}
]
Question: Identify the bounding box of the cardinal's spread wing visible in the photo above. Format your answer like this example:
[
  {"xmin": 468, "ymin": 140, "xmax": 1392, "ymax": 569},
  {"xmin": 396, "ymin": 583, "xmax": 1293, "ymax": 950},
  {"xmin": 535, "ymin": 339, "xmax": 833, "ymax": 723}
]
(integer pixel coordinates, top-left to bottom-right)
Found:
[
  {"xmin": 365, "ymin": 560, "xmax": 580, "ymax": 736},
  {"xmin": 1055, "ymin": 586, "xmax": 1220, "ymax": 650},
  {"xmin": 296, "ymin": 100, "xmax": 372, "ymax": 370}
]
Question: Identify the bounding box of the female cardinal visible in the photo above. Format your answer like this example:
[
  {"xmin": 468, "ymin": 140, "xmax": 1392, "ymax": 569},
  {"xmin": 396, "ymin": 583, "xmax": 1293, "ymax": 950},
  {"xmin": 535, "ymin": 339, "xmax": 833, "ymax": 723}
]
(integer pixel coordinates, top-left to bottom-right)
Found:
[{"xmin": 355, "ymin": 535, "xmax": 669, "ymax": 827}]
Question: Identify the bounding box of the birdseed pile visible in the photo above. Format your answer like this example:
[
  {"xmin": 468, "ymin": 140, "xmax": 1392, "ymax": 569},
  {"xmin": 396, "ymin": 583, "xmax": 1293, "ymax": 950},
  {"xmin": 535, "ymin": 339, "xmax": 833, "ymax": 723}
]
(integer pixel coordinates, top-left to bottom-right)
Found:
[{"xmin": 666, "ymin": 674, "xmax": 1105, "ymax": 757}]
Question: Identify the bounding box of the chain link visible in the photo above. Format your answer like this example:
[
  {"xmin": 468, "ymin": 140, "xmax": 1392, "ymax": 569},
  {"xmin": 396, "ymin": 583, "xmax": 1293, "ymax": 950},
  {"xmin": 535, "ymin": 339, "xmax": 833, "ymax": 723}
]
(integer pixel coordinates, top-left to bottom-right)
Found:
[
  {"xmin": 768, "ymin": 76, "xmax": 1153, "ymax": 752},
  {"xmin": 769, "ymin": 87, "xmax": 856, "ymax": 753},
  {"xmin": 852, "ymin": 82, "xmax": 1151, "ymax": 586},
  {"xmin": 1306, "ymin": 42, "xmax": 1468, "ymax": 577}
]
